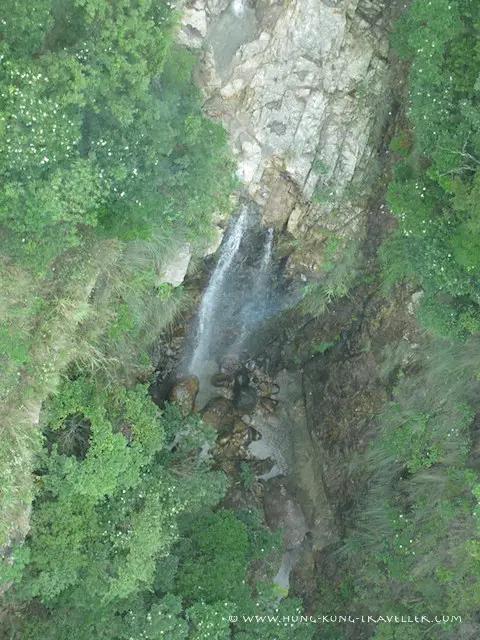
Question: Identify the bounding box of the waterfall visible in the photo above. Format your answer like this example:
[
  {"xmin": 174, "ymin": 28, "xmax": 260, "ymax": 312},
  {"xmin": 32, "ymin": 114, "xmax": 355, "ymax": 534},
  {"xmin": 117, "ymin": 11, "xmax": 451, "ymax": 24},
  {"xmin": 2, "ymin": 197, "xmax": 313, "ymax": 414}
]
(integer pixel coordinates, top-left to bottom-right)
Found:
[
  {"xmin": 189, "ymin": 206, "xmax": 249, "ymax": 374},
  {"xmin": 234, "ymin": 227, "xmax": 274, "ymax": 349},
  {"xmin": 260, "ymin": 227, "xmax": 274, "ymax": 273},
  {"xmin": 231, "ymin": 0, "xmax": 247, "ymax": 16}
]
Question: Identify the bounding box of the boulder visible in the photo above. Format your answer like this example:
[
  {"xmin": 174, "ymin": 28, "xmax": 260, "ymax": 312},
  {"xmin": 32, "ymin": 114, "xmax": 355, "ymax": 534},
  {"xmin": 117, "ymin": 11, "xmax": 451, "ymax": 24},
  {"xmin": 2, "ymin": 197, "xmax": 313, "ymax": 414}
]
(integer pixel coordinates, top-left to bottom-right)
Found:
[
  {"xmin": 211, "ymin": 372, "xmax": 235, "ymax": 388},
  {"xmin": 202, "ymin": 225, "xmax": 224, "ymax": 257},
  {"xmin": 219, "ymin": 352, "xmax": 243, "ymax": 374},
  {"xmin": 234, "ymin": 386, "xmax": 258, "ymax": 412},
  {"xmin": 201, "ymin": 397, "xmax": 236, "ymax": 434},
  {"xmin": 169, "ymin": 376, "xmax": 200, "ymax": 413},
  {"xmin": 160, "ymin": 244, "xmax": 191, "ymax": 287},
  {"xmin": 233, "ymin": 370, "xmax": 258, "ymax": 412}
]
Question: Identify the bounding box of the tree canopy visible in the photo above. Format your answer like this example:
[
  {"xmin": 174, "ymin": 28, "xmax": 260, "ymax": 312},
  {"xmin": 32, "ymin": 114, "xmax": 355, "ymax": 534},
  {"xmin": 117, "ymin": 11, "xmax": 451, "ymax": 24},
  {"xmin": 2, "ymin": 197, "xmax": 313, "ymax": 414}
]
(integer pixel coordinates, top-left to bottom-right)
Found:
[{"xmin": 382, "ymin": 0, "xmax": 480, "ymax": 339}]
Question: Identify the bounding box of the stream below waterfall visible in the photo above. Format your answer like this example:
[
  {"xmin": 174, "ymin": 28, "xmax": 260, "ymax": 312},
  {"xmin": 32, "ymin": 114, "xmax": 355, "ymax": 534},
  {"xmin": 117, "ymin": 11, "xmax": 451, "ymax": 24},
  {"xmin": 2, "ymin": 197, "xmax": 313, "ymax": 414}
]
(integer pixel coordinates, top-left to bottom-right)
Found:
[{"xmin": 174, "ymin": 203, "xmax": 316, "ymax": 594}]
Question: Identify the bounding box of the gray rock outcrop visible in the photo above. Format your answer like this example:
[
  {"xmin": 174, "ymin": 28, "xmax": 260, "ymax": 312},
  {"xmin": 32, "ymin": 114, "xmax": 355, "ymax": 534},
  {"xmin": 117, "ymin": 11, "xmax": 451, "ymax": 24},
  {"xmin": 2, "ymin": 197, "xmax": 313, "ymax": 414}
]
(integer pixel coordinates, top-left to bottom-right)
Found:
[
  {"xmin": 159, "ymin": 243, "xmax": 192, "ymax": 286},
  {"xmin": 179, "ymin": 0, "xmax": 393, "ymax": 266}
]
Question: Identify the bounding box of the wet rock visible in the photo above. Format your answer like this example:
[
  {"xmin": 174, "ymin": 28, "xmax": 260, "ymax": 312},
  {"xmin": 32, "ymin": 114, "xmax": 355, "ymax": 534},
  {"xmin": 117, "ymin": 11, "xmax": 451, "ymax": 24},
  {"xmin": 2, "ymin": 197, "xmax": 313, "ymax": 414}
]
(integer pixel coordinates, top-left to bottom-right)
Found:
[
  {"xmin": 214, "ymin": 387, "xmax": 234, "ymax": 401},
  {"xmin": 220, "ymin": 352, "xmax": 243, "ymax": 374},
  {"xmin": 250, "ymin": 458, "xmax": 275, "ymax": 476},
  {"xmin": 271, "ymin": 383, "xmax": 280, "ymax": 395},
  {"xmin": 251, "ymin": 376, "xmax": 273, "ymax": 397},
  {"xmin": 150, "ymin": 371, "xmax": 176, "ymax": 408},
  {"xmin": 231, "ymin": 431, "xmax": 247, "ymax": 448},
  {"xmin": 234, "ymin": 385, "xmax": 258, "ymax": 412},
  {"xmin": 242, "ymin": 361, "xmax": 276, "ymax": 397},
  {"xmin": 263, "ymin": 477, "xmax": 309, "ymax": 550},
  {"xmin": 201, "ymin": 397, "xmax": 236, "ymax": 434},
  {"xmin": 233, "ymin": 419, "xmax": 248, "ymax": 435},
  {"xmin": 259, "ymin": 397, "xmax": 278, "ymax": 413},
  {"xmin": 215, "ymin": 441, "xmax": 238, "ymax": 459},
  {"xmin": 233, "ymin": 369, "xmax": 258, "ymax": 412},
  {"xmin": 168, "ymin": 376, "xmax": 200, "ymax": 414},
  {"xmin": 248, "ymin": 426, "xmax": 262, "ymax": 441},
  {"xmin": 150, "ymin": 335, "xmax": 186, "ymax": 397},
  {"xmin": 211, "ymin": 372, "xmax": 235, "ymax": 388}
]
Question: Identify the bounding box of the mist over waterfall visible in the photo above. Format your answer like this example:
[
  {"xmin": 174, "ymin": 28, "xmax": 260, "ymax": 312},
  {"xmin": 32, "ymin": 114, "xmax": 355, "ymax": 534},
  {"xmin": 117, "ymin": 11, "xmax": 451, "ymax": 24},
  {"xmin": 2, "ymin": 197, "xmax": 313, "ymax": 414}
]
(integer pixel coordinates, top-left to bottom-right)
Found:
[
  {"xmin": 231, "ymin": 0, "xmax": 247, "ymax": 16},
  {"xmin": 233, "ymin": 227, "xmax": 274, "ymax": 350},
  {"xmin": 189, "ymin": 206, "xmax": 249, "ymax": 374},
  {"xmin": 260, "ymin": 227, "xmax": 274, "ymax": 272},
  {"xmin": 186, "ymin": 205, "xmax": 293, "ymax": 377}
]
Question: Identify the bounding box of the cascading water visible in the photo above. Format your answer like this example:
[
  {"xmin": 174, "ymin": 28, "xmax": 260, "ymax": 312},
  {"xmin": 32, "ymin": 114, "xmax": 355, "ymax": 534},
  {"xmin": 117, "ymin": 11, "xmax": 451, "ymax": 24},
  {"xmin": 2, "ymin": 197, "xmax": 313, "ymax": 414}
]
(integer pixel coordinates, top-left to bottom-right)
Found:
[
  {"xmin": 260, "ymin": 227, "xmax": 274, "ymax": 273},
  {"xmin": 189, "ymin": 205, "xmax": 249, "ymax": 374},
  {"xmin": 231, "ymin": 0, "xmax": 247, "ymax": 16},
  {"xmin": 234, "ymin": 227, "xmax": 274, "ymax": 349}
]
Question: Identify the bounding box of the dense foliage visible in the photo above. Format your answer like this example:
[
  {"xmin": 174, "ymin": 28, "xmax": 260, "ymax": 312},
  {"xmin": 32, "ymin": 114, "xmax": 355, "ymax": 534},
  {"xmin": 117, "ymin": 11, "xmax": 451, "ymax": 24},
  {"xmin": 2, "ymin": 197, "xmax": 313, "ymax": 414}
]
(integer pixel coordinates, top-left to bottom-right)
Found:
[
  {"xmin": 0, "ymin": 0, "xmax": 235, "ymax": 547},
  {"xmin": 381, "ymin": 0, "xmax": 480, "ymax": 339},
  {"xmin": 0, "ymin": 0, "xmax": 234, "ymax": 269},
  {"xmin": 1, "ymin": 377, "xmax": 312, "ymax": 640},
  {"xmin": 2, "ymin": 0, "xmax": 479, "ymax": 638},
  {"xmin": 350, "ymin": 340, "xmax": 480, "ymax": 637},
  {"xmin": 313, "ymin": 338, "xmax": 480, "ymax": 640},
  {"xmin": 309, "ymin": 3, "xmax": 480, "ymax": 637}
]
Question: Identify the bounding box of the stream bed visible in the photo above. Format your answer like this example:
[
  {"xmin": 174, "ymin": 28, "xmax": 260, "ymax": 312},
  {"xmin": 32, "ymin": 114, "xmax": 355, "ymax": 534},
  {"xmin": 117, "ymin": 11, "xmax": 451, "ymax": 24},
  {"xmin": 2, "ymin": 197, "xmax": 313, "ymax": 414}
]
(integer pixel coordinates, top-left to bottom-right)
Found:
[{"xmin": 158, "ymin": 202, "xmax": 336, "ymax": 595}]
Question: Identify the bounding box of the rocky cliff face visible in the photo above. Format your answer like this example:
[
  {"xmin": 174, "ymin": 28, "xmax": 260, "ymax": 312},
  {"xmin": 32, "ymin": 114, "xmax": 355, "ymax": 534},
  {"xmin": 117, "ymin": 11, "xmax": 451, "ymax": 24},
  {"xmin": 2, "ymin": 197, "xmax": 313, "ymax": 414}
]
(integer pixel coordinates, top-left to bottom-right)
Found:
[{"xmin": 179, "ymin": 0, "xmax": 394, "ymax": 270}]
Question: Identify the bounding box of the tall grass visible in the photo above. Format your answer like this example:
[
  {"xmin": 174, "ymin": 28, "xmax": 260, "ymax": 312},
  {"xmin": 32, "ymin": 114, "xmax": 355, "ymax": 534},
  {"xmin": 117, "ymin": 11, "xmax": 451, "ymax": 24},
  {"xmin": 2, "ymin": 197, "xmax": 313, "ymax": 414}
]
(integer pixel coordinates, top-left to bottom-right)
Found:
[
  {"xmin": 336, "ymin": 337, "xmax": 480, "ymax": 631},
  {"xmin": 0, "ymin": 232, "xmax": 192, "ymax": 547},
  {"xmin": 299, "ymin": 241, "xmax": 359, "ymax": 317}
]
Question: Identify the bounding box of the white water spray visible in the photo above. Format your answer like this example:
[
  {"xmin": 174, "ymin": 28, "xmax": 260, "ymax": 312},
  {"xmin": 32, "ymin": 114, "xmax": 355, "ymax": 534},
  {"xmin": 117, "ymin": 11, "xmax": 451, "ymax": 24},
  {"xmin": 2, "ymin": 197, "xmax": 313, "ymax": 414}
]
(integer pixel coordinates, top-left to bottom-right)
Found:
[
  {"xmin": 189, "ymin": 206, "xmax": 249, "ymax": 374},
  {"xmin": 231, "ymin": 0, "xmax": 247, "ymax": 16},
  {"xmin": 235, "ymin": 227, "xmax": 274, "ymax": 348},
  {"xmin": 260, "ymin": 227, "xmax": 274, "ymax": 273}
]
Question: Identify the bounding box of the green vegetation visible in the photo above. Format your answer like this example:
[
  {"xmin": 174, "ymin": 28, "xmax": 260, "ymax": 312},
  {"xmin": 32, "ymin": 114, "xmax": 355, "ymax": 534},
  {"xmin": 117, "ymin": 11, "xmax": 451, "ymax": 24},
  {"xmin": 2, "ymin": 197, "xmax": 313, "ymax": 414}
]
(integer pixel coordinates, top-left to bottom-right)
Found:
[
  {"xmin": 0, "ymin": 0, "xmax": 235, "ymax": 546},
  {"xmin": 310, "ymin": 2, "xmax": 480, "ymax": 637},
  {"xmin": 240, "ymin": 461, "xmax": 256, "ymax": 490},
  {"xmin": 299, "ymin": 238, "xmax": 357, "ymax": 317},
  {"xmin": 314, "ymin": 338, "xmax": 480, "ymax": 639},
  {"xmin": 2, "ymin": 0, "xmax": 479, "ymax": 638},
  {"xmin": 1, "ymin": 375, "xmax": 312, "ymax": 639},
  {"xmin": 381, "ymin": 0, "xmax": 480, "ymax": 339},
  {"xmin": 311, "ymin": 341, "xmax": 335, "ymax": 355},
  {"xmin": 0, "ymin": 0, "xmax": 234, "ymax": 269}
]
